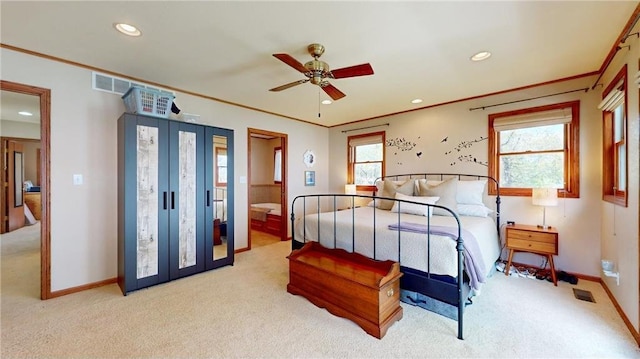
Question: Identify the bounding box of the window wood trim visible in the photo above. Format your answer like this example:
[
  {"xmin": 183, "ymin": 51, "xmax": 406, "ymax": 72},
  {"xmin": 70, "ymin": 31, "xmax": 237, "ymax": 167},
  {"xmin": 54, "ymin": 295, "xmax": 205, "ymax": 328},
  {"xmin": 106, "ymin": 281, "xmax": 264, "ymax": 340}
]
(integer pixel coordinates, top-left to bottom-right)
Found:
[
  {"xmin": 347, "ymin": 131, "xmax": 385, "ymax": 192},
  {"xmin": 601, "ymin": 64, "xmax": 628, "ymax": 207},
  {"xmin": 488, "ymin": 100, "xmax": 580, "ymax": 198}
]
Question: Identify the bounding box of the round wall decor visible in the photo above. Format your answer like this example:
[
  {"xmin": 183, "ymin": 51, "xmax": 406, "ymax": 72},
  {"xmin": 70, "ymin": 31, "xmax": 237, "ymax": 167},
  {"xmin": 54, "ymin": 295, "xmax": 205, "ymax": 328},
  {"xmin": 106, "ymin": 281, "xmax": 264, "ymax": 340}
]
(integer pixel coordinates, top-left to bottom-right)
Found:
[{"xmin": 303, "ymin": 150, "xmax": 315, "ymax": 168}]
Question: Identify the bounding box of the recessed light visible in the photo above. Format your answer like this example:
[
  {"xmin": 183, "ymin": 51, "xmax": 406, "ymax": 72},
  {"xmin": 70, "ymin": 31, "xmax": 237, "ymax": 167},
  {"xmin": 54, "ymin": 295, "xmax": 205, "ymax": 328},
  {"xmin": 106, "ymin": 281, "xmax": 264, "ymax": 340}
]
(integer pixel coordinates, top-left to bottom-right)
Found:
[
  {"xmin": 18, "ymin": 111, "xmax": 33, "ymax": 116},
  {"xmin": 321, "ymin": 100, "xmax": 332, "ymax": 105},
  {"xmin": 114, "ymin": 23, "xmax": 141, "ymax": 37},
  {"xmin": 411, "ymin": 99, "xmax": 423, "ymax": 104},
  {"xmin": 471, "ymin": 51, "xmax": 491, "ymax": 62}
]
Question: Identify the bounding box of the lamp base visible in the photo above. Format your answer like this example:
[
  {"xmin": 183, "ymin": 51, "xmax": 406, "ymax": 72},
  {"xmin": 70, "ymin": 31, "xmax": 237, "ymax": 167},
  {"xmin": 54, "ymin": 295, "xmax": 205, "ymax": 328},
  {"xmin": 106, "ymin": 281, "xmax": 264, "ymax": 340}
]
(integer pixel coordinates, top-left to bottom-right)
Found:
[{"xmin": 537, "ymin": 224, "xmax": 552, "ymax": 230}]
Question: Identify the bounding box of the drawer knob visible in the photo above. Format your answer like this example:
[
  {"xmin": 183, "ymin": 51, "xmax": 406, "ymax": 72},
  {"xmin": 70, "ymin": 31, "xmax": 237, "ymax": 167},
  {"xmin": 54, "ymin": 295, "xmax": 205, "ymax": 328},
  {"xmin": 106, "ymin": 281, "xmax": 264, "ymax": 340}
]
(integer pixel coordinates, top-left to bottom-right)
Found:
[{"xmin": 387, "ymin": 288, "xmax": 394, "ymax": 297}]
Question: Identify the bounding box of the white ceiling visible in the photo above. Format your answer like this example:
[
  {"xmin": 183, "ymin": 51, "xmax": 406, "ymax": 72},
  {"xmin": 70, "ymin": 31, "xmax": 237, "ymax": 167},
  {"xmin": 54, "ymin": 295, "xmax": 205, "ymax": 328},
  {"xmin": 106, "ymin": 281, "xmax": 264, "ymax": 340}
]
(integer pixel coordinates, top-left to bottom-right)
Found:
[{"xmin": 1, "ymin": 1, "xmax": 638, "ymax": 127}]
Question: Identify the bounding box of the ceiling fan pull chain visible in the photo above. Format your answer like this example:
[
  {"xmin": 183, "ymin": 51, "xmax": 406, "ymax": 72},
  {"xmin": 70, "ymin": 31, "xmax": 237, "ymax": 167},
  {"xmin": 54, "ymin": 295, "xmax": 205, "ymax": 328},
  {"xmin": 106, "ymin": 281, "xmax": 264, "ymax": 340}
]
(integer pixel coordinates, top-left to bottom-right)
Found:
[{"xmin": 318, "ymin": 88, "xmax": 321, "ymax": 118}]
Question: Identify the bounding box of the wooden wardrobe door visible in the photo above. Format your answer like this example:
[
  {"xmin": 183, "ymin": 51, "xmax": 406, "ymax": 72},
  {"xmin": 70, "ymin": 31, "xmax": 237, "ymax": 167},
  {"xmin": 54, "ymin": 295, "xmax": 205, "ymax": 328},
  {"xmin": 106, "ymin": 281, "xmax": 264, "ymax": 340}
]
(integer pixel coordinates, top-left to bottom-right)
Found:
[{"xmin": 168, "ymin": 121, "xmax": 205, "ymax": 279}]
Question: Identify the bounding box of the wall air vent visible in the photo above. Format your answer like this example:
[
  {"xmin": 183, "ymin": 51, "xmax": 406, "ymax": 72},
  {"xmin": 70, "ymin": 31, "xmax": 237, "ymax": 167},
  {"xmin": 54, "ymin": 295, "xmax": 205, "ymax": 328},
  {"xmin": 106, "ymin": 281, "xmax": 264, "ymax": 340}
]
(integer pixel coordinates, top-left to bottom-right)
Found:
[{"xmin": 92, "ymin": 72, "xmax": 174, "ymax": 96}]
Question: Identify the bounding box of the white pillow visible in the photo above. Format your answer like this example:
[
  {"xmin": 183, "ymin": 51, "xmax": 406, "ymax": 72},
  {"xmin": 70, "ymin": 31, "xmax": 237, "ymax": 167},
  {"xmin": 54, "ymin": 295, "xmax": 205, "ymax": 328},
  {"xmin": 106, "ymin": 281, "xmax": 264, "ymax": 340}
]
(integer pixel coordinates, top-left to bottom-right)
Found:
[
  {"xmin": 390, "ymin": 192, "xmax": 439, "ymax": 217},
  {"xmin": 457, "ymin": 204, "xmax": 493, "ymax": 218},
  {"xmin": 457, "ymin": 180, "xmax": 487, "ymax": 205}
]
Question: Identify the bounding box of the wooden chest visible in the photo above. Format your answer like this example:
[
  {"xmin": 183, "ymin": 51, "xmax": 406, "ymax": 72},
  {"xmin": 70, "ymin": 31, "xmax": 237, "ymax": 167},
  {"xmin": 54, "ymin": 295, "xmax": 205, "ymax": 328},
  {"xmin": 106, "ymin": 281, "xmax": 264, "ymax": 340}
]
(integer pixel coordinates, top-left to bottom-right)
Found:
[{"xmin": 287, "ymin": 242, "xmax": 403, "ymax": 339}]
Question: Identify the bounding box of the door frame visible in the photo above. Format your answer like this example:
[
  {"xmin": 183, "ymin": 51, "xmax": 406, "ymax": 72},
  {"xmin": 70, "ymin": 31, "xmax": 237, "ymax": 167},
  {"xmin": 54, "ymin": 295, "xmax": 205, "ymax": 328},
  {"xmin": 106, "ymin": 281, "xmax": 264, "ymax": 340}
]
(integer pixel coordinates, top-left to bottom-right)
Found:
[
  {"xmin": 247, "ymin": 128, "xmax": 288, "ymax": 249},
  {"xmin": 1, "ymin": 80, "xmax": 51, "ymax": 300}
]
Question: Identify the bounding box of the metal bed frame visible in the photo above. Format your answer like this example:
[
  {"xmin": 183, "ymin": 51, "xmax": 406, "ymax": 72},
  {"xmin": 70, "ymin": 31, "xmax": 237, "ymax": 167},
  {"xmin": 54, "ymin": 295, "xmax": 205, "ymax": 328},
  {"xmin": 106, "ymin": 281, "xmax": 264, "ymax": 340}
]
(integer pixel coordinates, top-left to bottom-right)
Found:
[{"xmin": 290, "ymin": 173, "xmax": 500, "ymax": 339}]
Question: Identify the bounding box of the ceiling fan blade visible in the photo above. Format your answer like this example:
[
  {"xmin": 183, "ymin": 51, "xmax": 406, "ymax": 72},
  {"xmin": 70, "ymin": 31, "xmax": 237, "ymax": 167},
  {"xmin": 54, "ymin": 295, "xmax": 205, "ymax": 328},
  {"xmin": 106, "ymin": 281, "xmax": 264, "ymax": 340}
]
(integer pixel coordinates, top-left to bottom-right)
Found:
[
  {"xmin": 269, "ymin": 79, "xmax": 309, "ymax": 92},
  {"xmin": 321, "ymin": 83, "xmax": 346, "ymax": 100},
  {"xmin": 329, "ymin": 63, "xmax": 374, "ymax": 79},
  {"xmin": 273, "ymin": 53, "xmax": 308, "ymax": 73}
]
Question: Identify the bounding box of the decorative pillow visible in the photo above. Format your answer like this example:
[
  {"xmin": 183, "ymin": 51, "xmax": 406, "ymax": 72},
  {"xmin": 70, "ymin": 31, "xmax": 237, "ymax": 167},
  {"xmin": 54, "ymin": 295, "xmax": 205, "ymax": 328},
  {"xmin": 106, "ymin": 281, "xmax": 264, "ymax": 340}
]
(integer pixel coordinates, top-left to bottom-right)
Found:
[
  {"xmin": 375, "ymin": 180, "xmax": 415, "ymax": 210},
  {"xmin": 457, "ymin": 180, "xmax": 487, "ymax": 205},
  {"xmin": 374, "ymin": 180, "xmax": 408, "ymax": 195},
  {"xmin": 415, "ymin": 179, "xmax": 441, "ymax": 193},
  {"xmin": 390, "ymin": 192, "xmax": 439, "ymax": 217},
  {"xmin": 457, "ymin": 204, "xmax": 493, "ymax": 218},
  {"xmin": 417, "ymin": 177, "xmax": 458, "ymax": 216}
]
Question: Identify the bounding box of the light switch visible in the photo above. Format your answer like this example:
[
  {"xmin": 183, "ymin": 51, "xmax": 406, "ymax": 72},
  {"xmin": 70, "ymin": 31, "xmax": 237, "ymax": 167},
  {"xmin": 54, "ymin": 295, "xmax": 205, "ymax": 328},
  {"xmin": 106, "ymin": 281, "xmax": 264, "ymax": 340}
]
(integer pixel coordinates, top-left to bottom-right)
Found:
[
  {"xmin": 73, "ymin": 174, "xmax": 83, "ymax": 185},
  {"xmin": 239, "ymin": 176, "xmax": 247, "ymax": 184}
]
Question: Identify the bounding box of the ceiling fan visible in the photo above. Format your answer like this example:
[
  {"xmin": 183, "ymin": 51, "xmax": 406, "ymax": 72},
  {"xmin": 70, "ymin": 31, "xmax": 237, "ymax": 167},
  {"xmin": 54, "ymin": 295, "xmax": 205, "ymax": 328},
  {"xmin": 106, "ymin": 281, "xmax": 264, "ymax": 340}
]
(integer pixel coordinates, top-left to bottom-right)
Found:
[{"xmin": 269, "ymin": 43, "xmax": 374, "ymax": 101}]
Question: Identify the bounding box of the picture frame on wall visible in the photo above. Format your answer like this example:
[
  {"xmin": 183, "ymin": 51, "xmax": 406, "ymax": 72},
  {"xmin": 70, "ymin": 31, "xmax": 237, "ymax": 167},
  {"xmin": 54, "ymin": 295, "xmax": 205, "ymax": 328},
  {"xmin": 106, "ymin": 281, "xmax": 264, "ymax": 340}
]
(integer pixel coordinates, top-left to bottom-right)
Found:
[{"xmin": 304, "ymin": 170, "xmax": 315, "ymax": 186}]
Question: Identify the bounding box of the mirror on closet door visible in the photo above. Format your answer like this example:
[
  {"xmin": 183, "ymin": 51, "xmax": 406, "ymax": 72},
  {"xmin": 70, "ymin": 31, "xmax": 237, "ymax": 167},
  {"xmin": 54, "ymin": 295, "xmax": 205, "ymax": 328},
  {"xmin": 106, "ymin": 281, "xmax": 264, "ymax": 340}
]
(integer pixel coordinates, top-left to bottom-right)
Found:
[{"xmin": 213, "ymin": 134, "xmax": 228, "ymax": 260}]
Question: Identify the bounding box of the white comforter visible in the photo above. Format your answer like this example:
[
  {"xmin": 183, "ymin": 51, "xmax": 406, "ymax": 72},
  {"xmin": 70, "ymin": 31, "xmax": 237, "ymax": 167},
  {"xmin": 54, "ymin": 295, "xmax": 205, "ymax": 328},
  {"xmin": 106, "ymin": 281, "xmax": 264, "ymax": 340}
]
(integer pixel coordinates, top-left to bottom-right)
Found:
[{"xmin": 293, "ymin": 206, "xmax": 499, "ymax": 281}]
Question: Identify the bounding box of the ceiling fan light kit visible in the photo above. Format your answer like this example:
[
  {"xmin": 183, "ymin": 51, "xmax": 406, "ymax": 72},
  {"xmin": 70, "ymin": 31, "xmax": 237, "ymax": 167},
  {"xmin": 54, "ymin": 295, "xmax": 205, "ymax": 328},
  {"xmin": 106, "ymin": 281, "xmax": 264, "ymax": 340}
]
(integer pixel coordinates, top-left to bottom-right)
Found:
[{"xmin": 269, "ymin": 43, "xmax": 374, "ymax": 101}]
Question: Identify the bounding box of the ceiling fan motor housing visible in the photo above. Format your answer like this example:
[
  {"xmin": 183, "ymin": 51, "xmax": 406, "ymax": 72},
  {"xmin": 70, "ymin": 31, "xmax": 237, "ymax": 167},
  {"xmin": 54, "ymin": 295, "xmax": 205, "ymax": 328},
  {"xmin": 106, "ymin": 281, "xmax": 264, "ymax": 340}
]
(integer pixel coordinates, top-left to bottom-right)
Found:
[{"xmin": 304, "ymin": 60, "xmax": 330, "ymax": 84}]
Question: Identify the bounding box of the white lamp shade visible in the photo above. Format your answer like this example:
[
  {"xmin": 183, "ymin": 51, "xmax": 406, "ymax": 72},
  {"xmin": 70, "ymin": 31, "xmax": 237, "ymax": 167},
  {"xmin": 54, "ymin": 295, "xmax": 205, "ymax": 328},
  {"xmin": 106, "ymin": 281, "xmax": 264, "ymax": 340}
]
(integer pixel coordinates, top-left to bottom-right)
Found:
[
  {"xmin": 345, "ymin": 184, "xmax": 357, "ymax": 195},
  {"xmin": 531, "ymin": 188, "xmax": 558, "ymax": 207}
]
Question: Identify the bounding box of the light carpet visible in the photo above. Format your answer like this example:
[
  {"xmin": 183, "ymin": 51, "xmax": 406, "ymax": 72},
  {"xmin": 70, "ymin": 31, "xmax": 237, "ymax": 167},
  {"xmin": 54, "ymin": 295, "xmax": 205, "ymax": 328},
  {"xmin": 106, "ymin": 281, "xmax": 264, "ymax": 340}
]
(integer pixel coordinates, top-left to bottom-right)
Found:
[{"xmin": 1, "ymin": 224, "xmax": 639, "ymax": 358}]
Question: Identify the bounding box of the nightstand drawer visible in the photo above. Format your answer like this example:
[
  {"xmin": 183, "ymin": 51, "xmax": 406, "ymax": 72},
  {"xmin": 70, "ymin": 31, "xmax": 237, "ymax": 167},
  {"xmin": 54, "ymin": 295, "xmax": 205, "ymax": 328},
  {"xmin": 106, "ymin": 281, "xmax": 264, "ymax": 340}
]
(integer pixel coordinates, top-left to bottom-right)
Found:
[
  {"xmin": 508, "ymin": 238, "xmax": 556, "ymax": 254},
  {"xmin": 508, "ymin": 229, "xmax": 556, "ymax": 244}
]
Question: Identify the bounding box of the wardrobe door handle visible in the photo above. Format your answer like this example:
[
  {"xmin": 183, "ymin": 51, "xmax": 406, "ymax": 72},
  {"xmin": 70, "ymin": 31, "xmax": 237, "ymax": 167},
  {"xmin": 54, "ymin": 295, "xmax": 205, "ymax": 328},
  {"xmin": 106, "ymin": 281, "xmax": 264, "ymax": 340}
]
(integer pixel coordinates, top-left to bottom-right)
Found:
[
  {"xmin": 171, "ymin": 192, "xmax": 175, "ymax": 209},
  {"xmin": 207, "ymin": 190, "xmax": 211, "ymax": 207},
  {"xmin": 163, "ymin": 192, "xmax": 168, "ymax": 210}
]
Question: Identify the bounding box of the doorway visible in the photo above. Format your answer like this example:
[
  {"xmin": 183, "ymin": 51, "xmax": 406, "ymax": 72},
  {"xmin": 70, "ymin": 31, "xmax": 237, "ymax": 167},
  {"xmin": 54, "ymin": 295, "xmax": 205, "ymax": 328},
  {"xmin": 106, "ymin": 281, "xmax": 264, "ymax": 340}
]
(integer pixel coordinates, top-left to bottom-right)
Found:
[
  {"xmin": 0, "ymin": 80, "xmax": 51, "ymax": 299},
  {"xmin": 247, "ymin": 128, "xmax": 288, "ymax": 249},
  {"xmin": 1, "ymin": 137, "xmax": 41, "ymax": 232}
]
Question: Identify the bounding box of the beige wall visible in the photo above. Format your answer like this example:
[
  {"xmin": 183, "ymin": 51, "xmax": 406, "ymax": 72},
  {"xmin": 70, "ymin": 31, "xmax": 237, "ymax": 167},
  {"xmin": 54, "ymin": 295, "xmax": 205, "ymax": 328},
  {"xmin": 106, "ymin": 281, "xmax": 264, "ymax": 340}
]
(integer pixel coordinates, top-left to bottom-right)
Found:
[
  {"xmin": 2, "ymin": 47, "xmax": 329, "ymax": 292},
  {"xmin": 598, "ymin": 21, "xmax": 640, "ymax": 333},
  {"xmin": 20, "ymin": 141, "xmax": 40, "ymax": 186},
  {"xmin": 0, "ymin": 119, "xmax": 40, "ymax": 139},
  {"xmin": 250, "ymin": 137, "xmax": 280, "ymax": 184}
]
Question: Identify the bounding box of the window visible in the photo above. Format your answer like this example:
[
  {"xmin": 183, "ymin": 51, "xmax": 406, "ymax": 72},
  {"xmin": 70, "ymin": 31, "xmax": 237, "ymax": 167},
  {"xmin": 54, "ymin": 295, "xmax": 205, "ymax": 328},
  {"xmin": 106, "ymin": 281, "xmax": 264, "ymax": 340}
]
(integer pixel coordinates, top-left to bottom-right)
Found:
[
  {"xmin": 347, "ymin": 131, "xmax": 385, "ymax": 192},
  {"xmin": 488, "ymin": 101, "xmax": 580, "ymax": 198},
  {"xmin": 600, "ymin": 65, "xmax": 627, "ymax": 206},
  {"xmin": 215, "ymin": 147, "xmax": 227, "ymax": 187},
  {"xmin": 273, "ymin": 147, "xmax": 282, "ymax": 183}
]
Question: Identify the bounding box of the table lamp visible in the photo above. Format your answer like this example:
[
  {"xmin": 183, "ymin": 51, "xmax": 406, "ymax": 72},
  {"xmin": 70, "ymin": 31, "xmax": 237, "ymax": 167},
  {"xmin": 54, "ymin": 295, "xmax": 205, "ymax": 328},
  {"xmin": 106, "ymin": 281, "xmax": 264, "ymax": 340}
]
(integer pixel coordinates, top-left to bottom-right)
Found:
[
  {"xmin": 345, "ymin": 184, "xmax": 357, "ymax": 195},
  {"xmin": 345, "ymin": 184, "xmax": 357, "ymax": 209},
  {"xmin": 531, "ymin": 188, "xmax": 558, "ymax": 229}
]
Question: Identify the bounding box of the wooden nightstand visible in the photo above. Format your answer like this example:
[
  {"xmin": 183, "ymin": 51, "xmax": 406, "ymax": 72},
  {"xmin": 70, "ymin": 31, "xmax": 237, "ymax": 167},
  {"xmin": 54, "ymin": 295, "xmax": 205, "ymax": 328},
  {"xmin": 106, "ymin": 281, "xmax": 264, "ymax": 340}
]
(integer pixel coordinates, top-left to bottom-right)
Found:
[{"xmin": 505, "ymin": 224, "xmax": 559, "ymax": 286}]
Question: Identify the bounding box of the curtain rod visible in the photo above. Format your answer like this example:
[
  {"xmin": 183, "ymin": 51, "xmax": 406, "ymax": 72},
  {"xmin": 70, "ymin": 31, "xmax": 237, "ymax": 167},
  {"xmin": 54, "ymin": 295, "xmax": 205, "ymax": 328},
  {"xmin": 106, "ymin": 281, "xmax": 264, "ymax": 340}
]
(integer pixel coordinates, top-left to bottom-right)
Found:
[
  {"xmin": 468, "ymin": 88, "xmax": 589, "ymax": 111},
  {"xmin": 341, "ymin": 123, "xmax": 389, "ymax": 133},
  {"xmin": 590, "ymin": 6, "xmax": 640, "ymax": 90}
]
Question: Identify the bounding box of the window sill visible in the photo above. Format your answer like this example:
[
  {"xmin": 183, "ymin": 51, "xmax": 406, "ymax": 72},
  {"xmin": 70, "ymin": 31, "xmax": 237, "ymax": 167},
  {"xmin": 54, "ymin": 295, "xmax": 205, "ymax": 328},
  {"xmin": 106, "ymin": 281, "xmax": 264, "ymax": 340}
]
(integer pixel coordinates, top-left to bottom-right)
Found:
[{"xmin": 603, "ymin": 194, "xmax": 627, "ymax": 207}]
